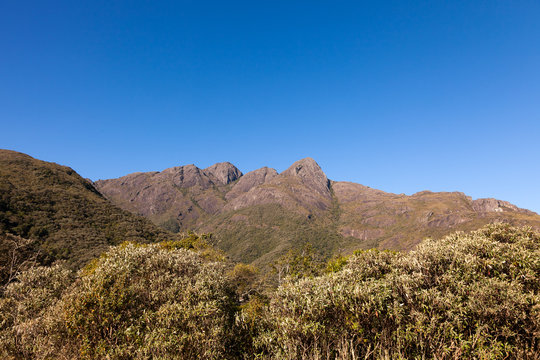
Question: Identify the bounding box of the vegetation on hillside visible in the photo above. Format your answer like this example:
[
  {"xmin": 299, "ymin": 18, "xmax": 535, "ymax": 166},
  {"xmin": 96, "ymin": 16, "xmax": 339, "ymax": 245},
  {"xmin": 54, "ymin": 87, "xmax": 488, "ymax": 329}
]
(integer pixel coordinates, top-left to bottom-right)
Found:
[
  {"xmin": 253, "ymin": 224, "xmax": 540, "ymax": 359},
  {"xmin": 1, "ymin": 223, "xmax": 538, "ymax": 359},
  {"xmin": 202, "ymin": 203, "xmax": 344, "ymax": 266},
  {"xmin": 0, "ymin": 150, "xmax": 175, "ymax": 268},
  {"xmin": 0, "ymin": 233, "xmax": 39, "ymax": 291}
]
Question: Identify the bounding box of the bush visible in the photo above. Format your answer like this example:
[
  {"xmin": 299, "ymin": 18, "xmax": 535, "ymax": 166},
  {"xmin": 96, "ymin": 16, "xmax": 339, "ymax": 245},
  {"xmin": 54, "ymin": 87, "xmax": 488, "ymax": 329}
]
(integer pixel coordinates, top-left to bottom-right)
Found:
[
  {"xmin": 1, "ymin": 224, "xmax": 539, "ymax": 359},
  {"xmin": 257, "ymin": 224, "xmax": 540, "ymax": 359},
  {"xmin": 0, "ymin": 264, "xmax": 73, "ymax": 359},
  {"xmin": 0, "ymin": 233, "xmax": 39, "ymax": 290},
  {"xmin": 1, "ymin": 242, "xmax": 239, "ymax": 360}
]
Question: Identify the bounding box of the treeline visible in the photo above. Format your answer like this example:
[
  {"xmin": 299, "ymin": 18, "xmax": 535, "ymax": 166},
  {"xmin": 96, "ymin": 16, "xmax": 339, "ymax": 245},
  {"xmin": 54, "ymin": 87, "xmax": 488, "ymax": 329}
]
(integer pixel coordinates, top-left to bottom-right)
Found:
[{"xmin": 1, "ymin": 224, "xmax": 539, "ymax": 359}]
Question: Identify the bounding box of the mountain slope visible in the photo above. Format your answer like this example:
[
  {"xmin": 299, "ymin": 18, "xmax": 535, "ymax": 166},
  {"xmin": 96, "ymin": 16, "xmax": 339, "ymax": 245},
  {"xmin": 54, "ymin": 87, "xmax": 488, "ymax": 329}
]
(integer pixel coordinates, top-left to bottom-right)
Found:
[
  {"xmin": 95, "ymin": 162, "xmax": 242, "ymax": 232},
  {"xmin": 96, "ymin": 157, "xmax": 540, "ymax": 266},
  {"xmin": 0, "ymin": 150, "xmax": 175, "ymax": 268},
  {"xmin": 332, "ymin": 182, "xmax": 539, "ymax": 252}
]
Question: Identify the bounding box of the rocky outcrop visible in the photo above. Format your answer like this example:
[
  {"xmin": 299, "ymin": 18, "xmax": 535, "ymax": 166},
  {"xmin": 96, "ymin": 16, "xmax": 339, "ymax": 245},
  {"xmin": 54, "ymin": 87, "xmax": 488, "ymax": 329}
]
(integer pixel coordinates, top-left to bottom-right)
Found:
[
  {"xmin": 226, "ymin": 167, "xmax": 278, "ymax": 200},
  {"xmin": 94, "ymin": 162, "xmax": 236, "ymax": 229},
  {"xmin": 224, "ymin": 158, "xmax": 333, "ymax": 214},
  {"xmin": 204, "ymin": 162, "xmax": 242, "ymax": 185},
  {"xmin": 472, "ymin": 198, "xmax": 536, "ymax": 215},
  {"xmin": 162, "ymin": 164, "xmax": 214, "ymax": 189},
  {"xmin": 281, "ymin": 157, "xmax": 330, "ymax": 197},
  {"xmin": 332, "ymin": 181, "xmax": 395, "ymax": 203}
]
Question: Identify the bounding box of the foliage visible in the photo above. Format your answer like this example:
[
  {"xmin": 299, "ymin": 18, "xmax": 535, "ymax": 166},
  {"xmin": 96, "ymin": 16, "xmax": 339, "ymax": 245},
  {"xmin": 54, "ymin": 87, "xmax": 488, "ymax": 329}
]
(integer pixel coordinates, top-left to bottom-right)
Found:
[
  {"xmin": 0, "ymin": 233, "xmax": 39, "ymax": 291},
  {"xmin": 0, "ymin": 150, "xmax": 176, "ymax": 269},
  {"xmin": 271, "ymin": 243, "xmax": 325, "ymax": 285},
  {"xmin": 1, "ymin": 223, "xmax": 539, "ymax": 359},
  {"xmin": 228, "ymin": 263, "xmax": 261, "ymax": 301},
  {"xmin": 204, "ymin": 203, "xmax": 343, "ymax": 266},
  {"xmin": 0, "ymin": 263, "xmax": 73, "ymax": 359},
  {"xmin": 0, "ymin": 242, "xmax": 239, "ymax": 359},
  {"xmin": 256, "ymin": 224, "xmax": 540, "ymax": 359},
  {"xmin": 159, "ymin": 231, "xmax": 226, "ymax": 261},
  {"xmin": 325, "ymin": 254, "xmax": 348, "ymax": 273}
]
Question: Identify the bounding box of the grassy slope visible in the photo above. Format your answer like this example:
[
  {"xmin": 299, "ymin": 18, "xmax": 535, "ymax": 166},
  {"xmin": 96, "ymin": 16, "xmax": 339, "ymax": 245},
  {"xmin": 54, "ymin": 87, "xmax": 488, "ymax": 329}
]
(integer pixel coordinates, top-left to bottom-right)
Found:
[
  {"xmin": 200, "ymin": 204, "xmax": 344, "ymax": 266},
  {"xmin": 0, "ymin": 150, "xmax": 175, "ymax": 268},
  {"xmin": 199, "ymin": 185, "xmax": 540, "ymax": 267},
  {"xmin": 336, "ymin": 189, "xmax": 540, "ymax": 253}
]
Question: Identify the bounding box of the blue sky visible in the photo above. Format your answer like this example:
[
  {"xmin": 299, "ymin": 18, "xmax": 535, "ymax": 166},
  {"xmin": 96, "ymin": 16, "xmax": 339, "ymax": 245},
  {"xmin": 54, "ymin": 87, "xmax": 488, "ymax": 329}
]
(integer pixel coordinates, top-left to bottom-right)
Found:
[{"xmin": 1, "ymin": 1, "xmax": 539, "ymax": 212}]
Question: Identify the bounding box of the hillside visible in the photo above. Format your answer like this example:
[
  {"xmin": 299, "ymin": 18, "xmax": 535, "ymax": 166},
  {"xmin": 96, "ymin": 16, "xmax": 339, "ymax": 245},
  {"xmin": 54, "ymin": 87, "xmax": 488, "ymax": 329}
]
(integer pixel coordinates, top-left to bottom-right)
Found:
[
  {"xmin": 95, "ymin": 157, "xmax": 540, "ymax": 266},
  {"xmin": 0, "ymin": 150, "xmax": 175, "ymax": 269}
]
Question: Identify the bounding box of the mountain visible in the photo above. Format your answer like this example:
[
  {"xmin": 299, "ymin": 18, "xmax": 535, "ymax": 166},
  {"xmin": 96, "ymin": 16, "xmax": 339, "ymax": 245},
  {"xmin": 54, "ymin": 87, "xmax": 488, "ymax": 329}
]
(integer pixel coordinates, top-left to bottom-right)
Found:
[
  {"xmin": 0, "ymin": 150, "xmax": 175, "ymax": 269},
  {"xmin": 95, "ymin": 157, "xmax": 540, "ymax": 266},
  {"xmin": 95, "ymin": 162, "xmax": 242, "ymax": 232}
]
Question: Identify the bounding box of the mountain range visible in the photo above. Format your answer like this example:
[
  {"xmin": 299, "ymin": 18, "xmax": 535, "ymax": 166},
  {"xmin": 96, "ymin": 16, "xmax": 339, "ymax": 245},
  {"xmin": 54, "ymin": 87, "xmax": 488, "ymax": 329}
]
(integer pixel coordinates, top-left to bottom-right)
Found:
[
  {"xmin": 95, "ymin": 157, "xmax": 540, "ymax": 266},
  {"xmin": 2, "ymin": 148, "xmax": 539, "ymax": 270}
]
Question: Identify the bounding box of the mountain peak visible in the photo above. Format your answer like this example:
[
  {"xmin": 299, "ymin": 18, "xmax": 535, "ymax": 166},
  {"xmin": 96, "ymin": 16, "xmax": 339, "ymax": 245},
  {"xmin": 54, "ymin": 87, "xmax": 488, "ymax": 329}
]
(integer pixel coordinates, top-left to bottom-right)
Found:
[
  {"xmin": 282, "ymin": 157, "xmax": 326, "ymax": 179},
  {"xmin": 281, "ymin": 157, "xmax": 330, "ymax": 194},
  {"xmin": 225, "ymin": 166, "xmax": 278, "ymax": 200},
  {"xmin": 204, "ymin": 162, "xmax": 243, "ymax": 185}
]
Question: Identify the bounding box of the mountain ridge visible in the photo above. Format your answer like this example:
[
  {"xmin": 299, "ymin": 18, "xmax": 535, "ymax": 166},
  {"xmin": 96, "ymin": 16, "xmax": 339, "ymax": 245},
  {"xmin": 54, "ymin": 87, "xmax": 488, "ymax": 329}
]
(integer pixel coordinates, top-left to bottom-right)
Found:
[
  {"xmin": 2, "ymin": 148, "xmax": 539, "ymax": 269},
  {"xmin": 94, "ymin": 157, "xmax": 540, "ymax": 265}
]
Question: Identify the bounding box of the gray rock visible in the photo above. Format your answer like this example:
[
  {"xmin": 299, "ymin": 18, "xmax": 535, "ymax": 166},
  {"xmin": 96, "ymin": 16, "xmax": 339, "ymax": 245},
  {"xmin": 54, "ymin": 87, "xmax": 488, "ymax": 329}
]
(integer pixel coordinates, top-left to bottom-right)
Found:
[
  {"xmin": 281, "ymin": 157, "xmax": 330, "ymax": 196},
  {"xmin": 204, "ymin": 162, "xmax": 243, "ymax": 185},
  {"xmin": 226, "ymin": 167, "xmax": 278, "ymax": 200}
]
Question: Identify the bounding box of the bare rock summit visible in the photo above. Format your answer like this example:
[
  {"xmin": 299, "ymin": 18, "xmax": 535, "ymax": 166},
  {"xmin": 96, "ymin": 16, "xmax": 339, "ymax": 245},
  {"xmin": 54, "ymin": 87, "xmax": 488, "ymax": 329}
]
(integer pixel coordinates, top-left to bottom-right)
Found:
[
  {"xmin": 281, "ymin": 157, "xmax": 330, "ymax": 196},
  {"xmin": 162, "ymin": 164, "xmax": 213, "ymax": 189},
  {"xmin": 472, "ymin": 198, "xmax": 536, "ymax": 215},
  {"xmin": 226, "ymin": 167, "xmax": 278, "ymax": 200},
  {"xmin": 204, "ymin": 162, "xmax": 243, "ymax": 185}
]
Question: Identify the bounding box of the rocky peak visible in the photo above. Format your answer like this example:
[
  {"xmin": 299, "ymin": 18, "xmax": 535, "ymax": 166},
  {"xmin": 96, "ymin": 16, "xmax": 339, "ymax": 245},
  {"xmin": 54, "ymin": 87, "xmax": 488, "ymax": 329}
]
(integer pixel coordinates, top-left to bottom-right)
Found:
[
  {"xmin": 281, "ymin": 157, "xmax": 330, "ymax": 195},
  {"xmin": 160, "ymin": 164, "xmax": 214, "ymax": 189},
  {"xmin": 225, "ymin": 167, "xmax": 278, "ymax": 200},
  {"xmin": 204, "ymin": 162, "xmax": 243, "ymax": 185},
  {"xmin": 472, "ymin": 198, "xmax": 536, "ymax": 215},
  {"xmin": 249, "ymin": 166, "xmax": 278, "ymax": 180}
]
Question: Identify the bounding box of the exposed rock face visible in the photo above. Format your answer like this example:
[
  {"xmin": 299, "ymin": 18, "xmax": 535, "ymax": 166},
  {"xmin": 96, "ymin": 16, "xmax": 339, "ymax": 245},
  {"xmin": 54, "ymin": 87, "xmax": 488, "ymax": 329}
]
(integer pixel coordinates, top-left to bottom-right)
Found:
[
  {"xmin": 95, "ymin": 157, "xmax": 540, "ymax": 265},
  {"xmin": 281, "ymin": 157, "xmax": 330, "ymax": 196},
  {"xmin": 332, "ymin": 182, "xmax": 394, "ymax": 203},
  {"xmin": 224, "ymin": 158, "xmax": 332, "ymax": 214},
  {"xmin": 162, "ymin": 165, "xmax": 213, "ymax": 189},
  {"xmin": 94, "ymin": 162, "xmax": 237, "ymax": 230},
  {"xmin": 204, "ymin": 162, "xmax": 242, "ymax": 185},
  {"xmin": 472, "ymin": 198, "xmax": 536, "ymax": 215},
  {"xmin": 225, "ymin": 167, "xmax": 278, "ymax": 200}
]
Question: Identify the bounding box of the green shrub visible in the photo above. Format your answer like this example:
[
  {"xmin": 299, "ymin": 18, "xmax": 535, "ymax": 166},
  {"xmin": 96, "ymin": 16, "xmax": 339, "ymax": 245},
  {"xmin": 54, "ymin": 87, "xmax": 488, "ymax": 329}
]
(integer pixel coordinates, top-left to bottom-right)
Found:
[
  {"xmin": 1, "ymin": 224, "xmax": 539, "ymax": 359},
  {"xmin": 159, "ymin": 232, "xmax": 225, "ymax": 261},
  {"xmin": 0, "ymin": 233, "xmax": 39, "ymax": 290},
  {"xmin": 325, "ymin": 255, "xmax": 348, "ymax": 273},
  {"xmin": 271, "ymin": 243, "xmax": 324, "ymax": 285},
  {"xmin": 257, "ymin": 224, "xmax": 540, "ymax": 359},
  {"xmin": 63, "ymin": 243, "xmax": 239, "ymax": 359},
  {"xmin": 1, "ymin": 242, "xmax": 239, "ymax": 360},
  {"xmin": 0, "ymin": 264, "xmax": 73, "ymax": 359}
]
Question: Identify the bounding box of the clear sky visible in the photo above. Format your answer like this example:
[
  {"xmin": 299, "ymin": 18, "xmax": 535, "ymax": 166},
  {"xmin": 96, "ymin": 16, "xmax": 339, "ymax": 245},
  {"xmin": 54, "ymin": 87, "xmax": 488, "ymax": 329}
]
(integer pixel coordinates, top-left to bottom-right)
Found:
[{"xmin": 1, "ymin": 1, "xmax": 539, "ymax": 212}]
